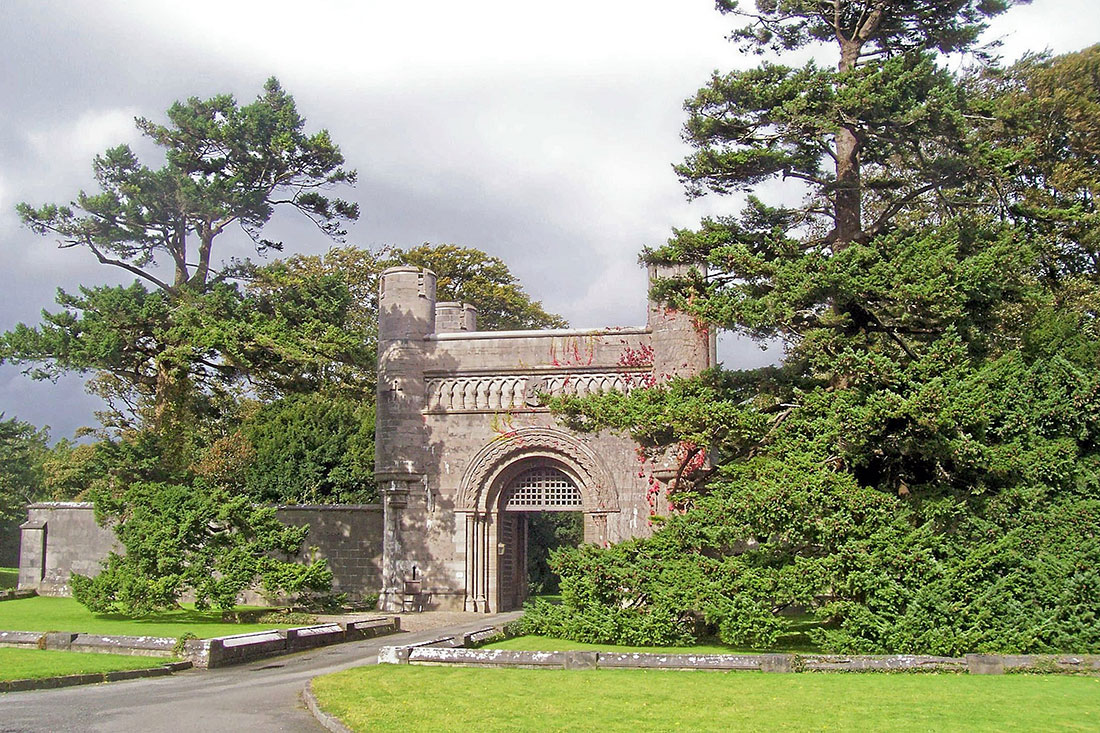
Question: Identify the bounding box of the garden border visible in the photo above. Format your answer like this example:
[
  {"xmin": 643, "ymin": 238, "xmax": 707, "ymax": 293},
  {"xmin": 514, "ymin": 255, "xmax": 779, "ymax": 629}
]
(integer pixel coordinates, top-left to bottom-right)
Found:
[
  {"xmin": 303, "ymin": 679, "xmax": 354, "ymax": 733},
  {"xmin": 1, "ymin": 661, "xmax": 192, "ymax": 693}
]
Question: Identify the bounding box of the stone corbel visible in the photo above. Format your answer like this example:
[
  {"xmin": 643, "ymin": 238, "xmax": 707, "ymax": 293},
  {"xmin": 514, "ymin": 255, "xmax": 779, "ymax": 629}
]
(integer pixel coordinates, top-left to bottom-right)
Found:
[
  {"xmin": 383, "ymin": 480, "xmax": 410, "ymax": 507},
  {"xmin": 378, "ymin": 461, "xmax": 423, "ymax": 509}
]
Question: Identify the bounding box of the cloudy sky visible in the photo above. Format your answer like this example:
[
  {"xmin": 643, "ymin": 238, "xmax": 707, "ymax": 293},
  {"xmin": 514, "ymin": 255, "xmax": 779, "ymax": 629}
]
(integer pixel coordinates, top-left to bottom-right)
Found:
[{"xmin": 1, "ymin": 0, "xmax": 1096, "ymax": 439}]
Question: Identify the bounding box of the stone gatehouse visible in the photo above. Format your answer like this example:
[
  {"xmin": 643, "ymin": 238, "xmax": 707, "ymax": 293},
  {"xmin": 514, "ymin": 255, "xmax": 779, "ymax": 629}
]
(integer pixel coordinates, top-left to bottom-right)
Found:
[
  {"xmin": 18, "ymin": 264, "xmax": 713, "ymax": 612},
  {"xmin": 374, "ymin": 264, "xmax": 713, "ymax": 612}
]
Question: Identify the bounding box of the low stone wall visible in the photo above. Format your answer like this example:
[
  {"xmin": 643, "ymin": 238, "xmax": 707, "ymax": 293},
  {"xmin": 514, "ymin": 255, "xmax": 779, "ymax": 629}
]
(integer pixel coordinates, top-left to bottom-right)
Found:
[
  {"xmin": 185, "ymin": 617, "xmax": 400, "ymax": 669},
  {"xmin": 0, "ymin": 629, "xmax": 182, "ymax": 657},
  {"xmin": 379, "ymin": 643, "xmax": 1100, "ymax": 675},
  {"xmin": 0, "ymin": 661, "xmax": 193, "ymax": 693},
  {"xmin": 17, "ymin": 502, "xmax": 384, "ymax": 603},
  {"xmin": 0, "ymin": 617, "xmax": 400, "ymax": 669},
  {"xmin": 53, "ymin": 632, "xmax": 179, "ymax": 657}
]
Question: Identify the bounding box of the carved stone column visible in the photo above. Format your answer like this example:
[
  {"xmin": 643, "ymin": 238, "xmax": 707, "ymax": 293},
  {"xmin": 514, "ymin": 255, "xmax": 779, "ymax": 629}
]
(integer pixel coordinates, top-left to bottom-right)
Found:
[
  {"xmin": 379, "ymin": 475, "xmax": 417, "ymax": 612},
  {"xmin": 463, "ymin": 512, "xmax": 490, "ymax": 612}
]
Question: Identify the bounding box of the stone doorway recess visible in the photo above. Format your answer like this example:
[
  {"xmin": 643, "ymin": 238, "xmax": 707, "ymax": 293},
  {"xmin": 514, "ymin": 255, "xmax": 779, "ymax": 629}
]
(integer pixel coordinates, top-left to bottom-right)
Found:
[{"xmin": 464, "ymin": 459, "xmax": 609, "ymax": 612}]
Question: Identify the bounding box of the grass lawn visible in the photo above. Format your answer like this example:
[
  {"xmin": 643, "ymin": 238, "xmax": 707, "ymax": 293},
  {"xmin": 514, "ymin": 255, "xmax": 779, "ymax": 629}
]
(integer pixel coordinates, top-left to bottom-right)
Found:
[
  {"xmin": 0, "ymin": 596, "xmax": 303, "ymax": 639},
  {"xmin": 0, "ymin": 567, "xmax": 16, "ymax": 590},
  {"xmin": 312, "ymin": 666, "xmax": 1100, "ymax": 732},
  {"xmin": 0, "ymin": 648, "xmax": 174, "ymax": 681}
]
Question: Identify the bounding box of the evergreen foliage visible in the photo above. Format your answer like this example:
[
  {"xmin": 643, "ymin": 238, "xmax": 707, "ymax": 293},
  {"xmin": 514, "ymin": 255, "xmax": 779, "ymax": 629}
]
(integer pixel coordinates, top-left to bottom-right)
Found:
[
  {"xmin": 525, "ymin": 9, "xmax": 1100, "ymax": 653},
  {"xmin": 8, "ymin": 78, "xmax": 357, "ymax": 436},
  {"xmin": 0, "ymin": 415, "xmax": 49, "ymax": 523},
  {"xmin": 241, "ymin": 391, "xmax": 375, "ymax": 505},
  {"xmin": 70, "ymin": 479, "xmax": 335, "ymax": 615}
]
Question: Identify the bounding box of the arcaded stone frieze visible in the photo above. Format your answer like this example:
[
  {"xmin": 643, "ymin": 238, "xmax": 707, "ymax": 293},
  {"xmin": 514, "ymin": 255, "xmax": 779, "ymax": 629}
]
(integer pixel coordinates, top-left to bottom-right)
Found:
[
  {"xmin": 424, "ymin": 370, "xmax": 651, "ymax": 413},
  {"xmin": 425, "ymin": 325, "xmax": 650, "ymax": 341}
]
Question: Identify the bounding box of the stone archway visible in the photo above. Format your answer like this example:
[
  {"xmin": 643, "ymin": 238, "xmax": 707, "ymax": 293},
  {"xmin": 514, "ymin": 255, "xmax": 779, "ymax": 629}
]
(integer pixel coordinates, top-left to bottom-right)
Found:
[
  {"xmin": 495, "ymin": 462, "xmax": 585, "ymax": 610},
  {"xmin": 458, "ymin": 427, "xmax": 619, "ymax": 612}
]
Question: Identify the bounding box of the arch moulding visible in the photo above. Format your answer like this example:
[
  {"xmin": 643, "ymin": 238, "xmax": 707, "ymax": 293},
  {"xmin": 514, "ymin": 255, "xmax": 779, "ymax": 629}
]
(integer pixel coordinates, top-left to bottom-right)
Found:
[{"xmin": 457, "ymin": 426, "xmax": 620, "ymax": 513}]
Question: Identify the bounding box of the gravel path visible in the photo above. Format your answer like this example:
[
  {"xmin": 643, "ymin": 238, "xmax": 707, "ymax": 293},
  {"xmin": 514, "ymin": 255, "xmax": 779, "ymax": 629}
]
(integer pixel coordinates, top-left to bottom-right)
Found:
[{"xmin": 314, "ymin": 610, "xmax": 498, "ymax": 635}]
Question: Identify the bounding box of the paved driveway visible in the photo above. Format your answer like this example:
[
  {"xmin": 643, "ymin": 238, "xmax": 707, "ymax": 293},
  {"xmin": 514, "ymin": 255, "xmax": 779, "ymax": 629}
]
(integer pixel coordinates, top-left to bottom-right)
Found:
[{"xmin": 0, "ymin": 612, "xmax": 521, "ymax": 733}]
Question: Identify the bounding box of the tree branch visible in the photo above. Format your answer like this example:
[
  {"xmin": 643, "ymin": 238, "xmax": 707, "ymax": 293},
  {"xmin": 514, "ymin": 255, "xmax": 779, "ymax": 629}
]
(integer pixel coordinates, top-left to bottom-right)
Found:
[{"xmin": 84, "ymin": 241, "xmax": 176, "ymax": 294}]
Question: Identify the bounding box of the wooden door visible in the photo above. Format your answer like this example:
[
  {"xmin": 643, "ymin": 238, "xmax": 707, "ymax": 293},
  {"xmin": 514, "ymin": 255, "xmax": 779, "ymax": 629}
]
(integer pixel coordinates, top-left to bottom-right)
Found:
[{"xmin": 498, "ymin": 513, "xmax": 524, "ymax": 610}]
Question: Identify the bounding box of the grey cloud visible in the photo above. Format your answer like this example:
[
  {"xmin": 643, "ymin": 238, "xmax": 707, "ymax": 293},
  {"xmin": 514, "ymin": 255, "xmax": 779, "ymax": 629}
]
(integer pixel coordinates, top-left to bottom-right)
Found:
[{"xmin": 2, "ymin": 0, "xmax": 1077, "ymax": 438}]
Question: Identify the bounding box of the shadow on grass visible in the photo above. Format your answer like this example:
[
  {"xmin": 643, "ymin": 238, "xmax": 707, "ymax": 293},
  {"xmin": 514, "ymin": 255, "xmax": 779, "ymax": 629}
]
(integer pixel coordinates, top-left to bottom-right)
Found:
[
  {"xmin": 0, "ymin": 567, "xmax": 17, "ymax": 590},
  {"xmin": 501, "ymin": 610, "xmax": 824, "ymax": 655},
  {"xmin": 0, "ymin": 596, "xmax": 299, "ymax": 638},
  {"xmin": 687, "ymin": 613, "xmax": 824, "ymax": 655}
]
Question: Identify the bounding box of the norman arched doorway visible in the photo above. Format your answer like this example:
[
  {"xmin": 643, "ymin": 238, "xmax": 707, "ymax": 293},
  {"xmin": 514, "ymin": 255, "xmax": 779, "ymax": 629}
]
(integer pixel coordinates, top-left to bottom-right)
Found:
[
  {"xmin": 458, "ymin": 428, "xmax": 620, "ymax": 612},
  {"xmin": 496, "ymin": 465, "xmax": 584, "ymax": 610}
]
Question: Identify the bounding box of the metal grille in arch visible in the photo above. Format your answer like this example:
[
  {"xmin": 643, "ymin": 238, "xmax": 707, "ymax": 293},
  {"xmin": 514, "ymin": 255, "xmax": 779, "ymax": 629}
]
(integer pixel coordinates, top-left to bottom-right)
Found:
[{"xmin": 503, "ymin": 467, "xmax": 582, "ymax": 511}]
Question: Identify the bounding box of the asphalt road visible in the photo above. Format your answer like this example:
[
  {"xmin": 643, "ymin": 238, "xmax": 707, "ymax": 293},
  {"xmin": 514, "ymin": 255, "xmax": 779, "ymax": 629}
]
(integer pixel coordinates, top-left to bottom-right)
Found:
[{"xmin": 0, "ymin": 612, "xmax": 521, "ymax": 733}]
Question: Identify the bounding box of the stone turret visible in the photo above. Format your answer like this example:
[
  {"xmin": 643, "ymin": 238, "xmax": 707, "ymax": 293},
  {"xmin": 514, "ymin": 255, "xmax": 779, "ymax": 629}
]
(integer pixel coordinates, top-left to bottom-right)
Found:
[
  {"xmin": 435, "ymin": 302, "xmax": 478, "ymax": 333},
  {"xmin": 376, "ymin": 266, "xmax": 436, "ymax": 478},
  {"xmin": 378, "ymin": 265, "xmax": 436, "ymax": 340},
  {"xmin": 646, "ymin": 262, "xmax": 717, "ymax": 490},
  {"xmin": 646, "ymin": 263, "xmax": 715, "ymax": 381},
  {"xmin": 376, "ymin": 265, "xmax": 437, "ymax": 610}
]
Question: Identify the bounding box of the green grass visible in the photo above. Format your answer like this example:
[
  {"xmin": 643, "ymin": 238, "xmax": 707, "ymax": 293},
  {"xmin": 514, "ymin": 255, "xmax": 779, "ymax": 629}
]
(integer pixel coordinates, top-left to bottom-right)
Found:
[
  {"xmin": 0, "ymin": 648, "xmax": 174, "ymax": 681},
  {"xmin": 530, "ymin": 593, "xmax": 562, "ymax": 604},
  {"xmin": 0, "ymin": 567, "xmax": 16, "ymax": 590},
  {"xmin": 312, "ymin": 666, "xmax": 1100, "ymax": 732},
  {"xmin": 0, "ymin": 596, "xmax": 302, "ymax": 639}
]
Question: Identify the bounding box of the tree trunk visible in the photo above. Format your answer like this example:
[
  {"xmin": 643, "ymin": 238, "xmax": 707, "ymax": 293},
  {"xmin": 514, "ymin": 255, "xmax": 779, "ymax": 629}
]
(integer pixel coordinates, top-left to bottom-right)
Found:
[
  {"xmin": 834, "ymin": 127, "xmax": 862, "ymax": 248},
  {"xmin": 830, "ymin": 36, "xmax": 867, "ymax": 388},
  {"xmin": 153, "ymin": 357, "xmax": 190, "ymax": 437},
  {"xmin": 192, "ymin": 228, "xmax": 214, "ymax": 289},
  {"xmin": 835, "ymin": 39, "xmax": 864, "ymax": 250}
]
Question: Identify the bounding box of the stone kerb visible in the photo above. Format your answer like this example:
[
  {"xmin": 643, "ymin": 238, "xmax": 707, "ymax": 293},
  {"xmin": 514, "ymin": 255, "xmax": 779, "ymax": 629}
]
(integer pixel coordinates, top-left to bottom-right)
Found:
[
  {"xmin": 380, "ymin": 642, "xmax": 1100, "ymax": 675},
  {"xmin": 0, "ymin": 630, "xmax": 45, "ymax": 648},
  {"xmin": 286, "ymin": 623, "xmax": 345, "ymax": 652},
  {"xmin": 69, "ymin": 633, "xmax": 178, "ymax": 657},
  {"xmin": 377, "ymin": 634, "xmax": 462, "ymax": 665},
  {"xmin": 800, "ymin": 654, "xmax": 966, "ymax": 673},
  {"xmin": 0, "ymin": 661, "xmax": 192, "ymax": 693},
  {"xmin": 201, "ymin": 629, "xmax": 288, "ymax": 667},
  {"xmin": 598, "ymin": 652, "xmax": 790, "ymax": 672},
  {"xmin": 965, "ymin": 653, "xmax": 1100, "ymax": 674},
  {"xmin": 408, "ymin": 647, "xmax": 589, "ymax": 669},
  {"xmin": 0, "ymin": 617, "xmax": 401, "ymax": 671}
]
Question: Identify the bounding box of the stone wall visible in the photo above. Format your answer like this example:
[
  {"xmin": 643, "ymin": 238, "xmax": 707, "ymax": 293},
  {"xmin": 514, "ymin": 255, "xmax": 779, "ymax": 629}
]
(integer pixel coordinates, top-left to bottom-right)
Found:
[
  {"xmin": 19, "ymin": 503, "xmax": 117, "ymax": 596},
  {"xmin": 17, "ymin": 503, "xmax": 383, "ymax": 603},
  {"xmin": 276, "ymin": 505, "xmax": 384, "ymax": 602}
]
